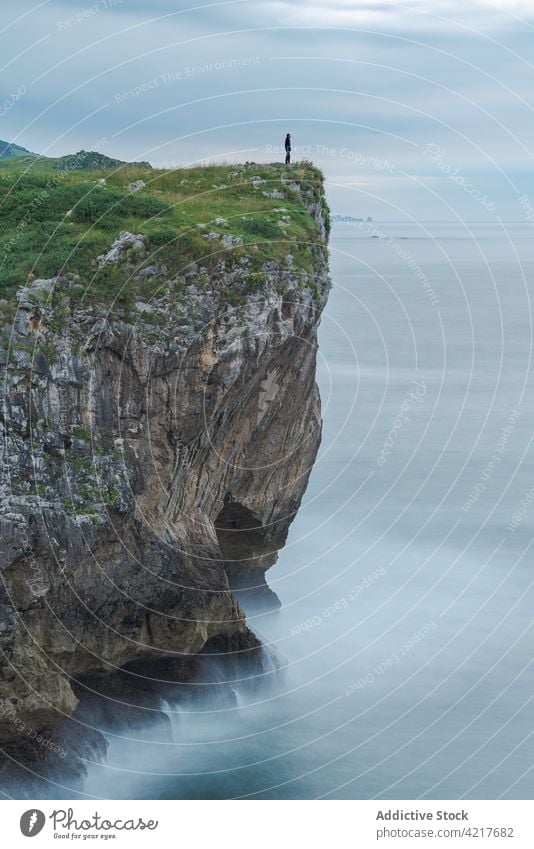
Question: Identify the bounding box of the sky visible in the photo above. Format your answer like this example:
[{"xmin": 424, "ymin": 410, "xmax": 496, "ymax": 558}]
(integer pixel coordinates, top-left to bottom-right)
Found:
[{"xmin": 2, "ymin": 0, "xmax": 534, "ymax": 219}]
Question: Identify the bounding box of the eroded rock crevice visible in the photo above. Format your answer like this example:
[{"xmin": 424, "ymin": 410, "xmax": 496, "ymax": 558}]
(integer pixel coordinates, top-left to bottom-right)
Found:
[{"xmin": 215, "ymin": 498, "xmax": 282, "ymax": 609}]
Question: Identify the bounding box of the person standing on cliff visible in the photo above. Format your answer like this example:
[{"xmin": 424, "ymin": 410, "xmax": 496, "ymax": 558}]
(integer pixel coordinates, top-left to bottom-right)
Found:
[{"xmin": 285, "ymin": 133, "xmax": 291, "ymax": 165}]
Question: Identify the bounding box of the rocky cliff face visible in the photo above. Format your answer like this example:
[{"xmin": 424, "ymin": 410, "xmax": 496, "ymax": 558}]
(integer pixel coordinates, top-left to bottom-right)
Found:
[{"xmin": 0, "ymin": 170, "xmax": 330, "ymax": 778}]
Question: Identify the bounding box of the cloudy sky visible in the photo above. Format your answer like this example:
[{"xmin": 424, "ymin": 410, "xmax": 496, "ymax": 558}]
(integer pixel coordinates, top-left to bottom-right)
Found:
[{"xmin": 2, "ymin": 0, "xmax": 534, "ymax": 218}]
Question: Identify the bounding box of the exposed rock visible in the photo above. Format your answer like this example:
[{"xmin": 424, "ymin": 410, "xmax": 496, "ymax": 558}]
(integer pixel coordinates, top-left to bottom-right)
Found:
[
  {"xmin": 96, "ymin": 231, "xmax": 147, "ymax": 267},
  {"xmin": 221, "ymin": 235, "xmax": 243, "ymax": 248},
  {"xmin": 54, "ymin": 151, "xmax": 152, "ymax": 172},
  {"xmin": 128, "ymin": 179, "xmax": 146, "ymax": 193},
  {"xmin": 135, "ymin": 264, "xmax": 167, "ymax": 279},
  {"xmin": 262, "ymin": 189, "xmax": 285, "ymax": 199}
]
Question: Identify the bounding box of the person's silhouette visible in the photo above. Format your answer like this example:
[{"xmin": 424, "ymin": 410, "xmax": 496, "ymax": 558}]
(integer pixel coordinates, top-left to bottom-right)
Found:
[{"xmin": 285, "ymin": 133, "xmax": 291, "ymax": 165}]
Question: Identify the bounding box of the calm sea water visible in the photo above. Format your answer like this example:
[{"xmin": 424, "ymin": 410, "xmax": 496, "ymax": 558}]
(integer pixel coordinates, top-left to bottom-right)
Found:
[{"xmin": 73, "ymin": 221, "xmax": 533, "ymax": 799}]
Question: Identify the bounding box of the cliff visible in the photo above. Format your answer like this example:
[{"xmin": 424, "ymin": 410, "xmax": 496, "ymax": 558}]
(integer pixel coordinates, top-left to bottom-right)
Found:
[{"xmin": 0, "ymin": 159, "xmax": 330, "ymax": 778}]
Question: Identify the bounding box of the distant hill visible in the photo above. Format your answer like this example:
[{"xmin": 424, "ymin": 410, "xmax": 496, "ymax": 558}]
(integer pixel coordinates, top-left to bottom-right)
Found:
[
  {"xmin": 0, "ymin": 142, "xmax": 152, "ymax": 170},
  {"xmin": 0, "ymin": 139, "xmax": 34, "ymax": 160},
  {"xmin": 54, "ymin": 150, "xmax": 152, "ymax": 172}
]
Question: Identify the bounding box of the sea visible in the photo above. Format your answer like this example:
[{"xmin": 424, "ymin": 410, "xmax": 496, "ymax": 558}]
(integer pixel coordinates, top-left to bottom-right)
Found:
[{"xmin": 41, "ymin": 220, "xmax": 534, "ymax": 799}]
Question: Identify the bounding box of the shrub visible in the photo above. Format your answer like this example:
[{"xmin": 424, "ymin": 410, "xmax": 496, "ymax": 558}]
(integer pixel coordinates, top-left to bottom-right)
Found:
[
  {"xmin": 72, "ymin": 189, "xmax": 169, "ymax": 226},
  {"xmin": 240, "ymin": 216, "xmax": 280, "ymax": 239},
  {"xmin": 246, "ymin": 271, "xmax": 268, "ymax": 292},
  {"xmin": 148, "ymin": 227, "xmax": 178, "ymax": 248}
]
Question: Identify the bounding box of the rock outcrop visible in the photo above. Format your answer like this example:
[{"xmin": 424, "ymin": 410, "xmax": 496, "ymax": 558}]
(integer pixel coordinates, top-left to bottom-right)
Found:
[{"xmin": 0, "ymin": 167, "xmax": 330, "ymax": 778}]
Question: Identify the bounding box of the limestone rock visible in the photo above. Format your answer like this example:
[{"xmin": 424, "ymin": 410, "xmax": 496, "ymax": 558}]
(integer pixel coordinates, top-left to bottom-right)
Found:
[
  {"xmin": 97, "ymin": 232, "xmax": 147, "ymax": 267},
  {"xmin": 262, "ymin": 189, "xmax": 285, "ymax": 199},
  {"xmin": 127, "ymin": 180, "xmax": 146, "ymax": 193},
  {"xmin": 221, "ymin": 235, "xmax": 243, "ymax": 248}
]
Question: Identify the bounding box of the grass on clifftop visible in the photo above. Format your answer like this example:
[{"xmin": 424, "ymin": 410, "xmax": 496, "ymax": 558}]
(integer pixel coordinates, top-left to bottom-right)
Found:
[{"xmin": 0, "ymin": 155, "xmax": 328, "ymax": 306}]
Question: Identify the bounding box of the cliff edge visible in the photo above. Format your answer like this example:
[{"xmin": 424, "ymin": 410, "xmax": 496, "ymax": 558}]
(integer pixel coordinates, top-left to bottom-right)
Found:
[{"xmin": 0, "ymin": 159, "xmax": 330, "ymax": 775}]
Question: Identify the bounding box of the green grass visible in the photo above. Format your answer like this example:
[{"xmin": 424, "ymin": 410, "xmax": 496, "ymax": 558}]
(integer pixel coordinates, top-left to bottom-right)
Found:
[{"xmin": 0, "ymin": 156, "xmax": 328, "ymax": 306}]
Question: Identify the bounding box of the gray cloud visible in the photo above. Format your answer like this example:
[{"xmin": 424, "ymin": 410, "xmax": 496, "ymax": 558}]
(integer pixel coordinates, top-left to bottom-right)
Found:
[{"xmin": 1, "ymin": 0, "xmax": 533, "ymax": 218}]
